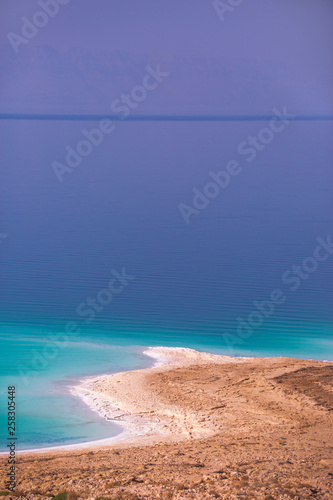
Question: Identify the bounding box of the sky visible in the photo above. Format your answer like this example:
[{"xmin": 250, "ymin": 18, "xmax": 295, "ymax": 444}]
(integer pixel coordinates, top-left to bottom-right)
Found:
[
  {"xmin": 0, "ymin": 0, "xmax": 332, "ymax": 59},
  {"xmin": 0, "ymin": 0, "xmax": 332, "ymax": 115}
]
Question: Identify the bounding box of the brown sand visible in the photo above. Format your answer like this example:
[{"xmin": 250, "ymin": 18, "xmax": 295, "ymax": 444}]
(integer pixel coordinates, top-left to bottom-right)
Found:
[{"xmin": 1, "ymin": 351, "xmax": 333, "ymax": 499}]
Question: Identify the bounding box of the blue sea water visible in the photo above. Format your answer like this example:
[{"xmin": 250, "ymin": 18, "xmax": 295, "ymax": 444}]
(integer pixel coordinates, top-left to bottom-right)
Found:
[{"xmin": 0, "ymin": 118, "xmax": 332, "ymax": 450}]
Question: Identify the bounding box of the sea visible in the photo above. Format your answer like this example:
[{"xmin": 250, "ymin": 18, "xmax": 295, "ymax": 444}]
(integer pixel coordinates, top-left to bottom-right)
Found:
[{"xmin": 0, "ymin": 117, "xmax": 332, "ymax": 450}]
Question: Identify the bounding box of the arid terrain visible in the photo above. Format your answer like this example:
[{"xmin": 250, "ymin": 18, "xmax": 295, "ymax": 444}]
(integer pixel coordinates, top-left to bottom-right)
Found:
[{"xmin": 1, "ymin": 354, "xmax": 333, "ymax": 499}]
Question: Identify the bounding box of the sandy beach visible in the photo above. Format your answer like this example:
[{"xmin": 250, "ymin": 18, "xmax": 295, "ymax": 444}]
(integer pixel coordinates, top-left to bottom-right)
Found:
[{"xmin": 1, "ymin": 347, "xmax": 333, "ymax": 499}]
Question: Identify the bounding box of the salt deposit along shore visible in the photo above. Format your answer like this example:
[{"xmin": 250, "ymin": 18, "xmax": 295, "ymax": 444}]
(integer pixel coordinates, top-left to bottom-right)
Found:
[
  {"xmin": 68, "ymin": 347, "xmax": 252, "ymax": 449},
  {"xmin": 1, "ymin": 347, "xmax": 333, "ymax": 499}
]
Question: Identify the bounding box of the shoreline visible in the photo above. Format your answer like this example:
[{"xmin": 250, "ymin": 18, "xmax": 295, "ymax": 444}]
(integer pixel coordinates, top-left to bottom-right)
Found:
[
  {"xmin": 4, "ymin": 347, "xmax": 332, "ymax": 455},
  {"xmin": 67, "ymin": 347, "xmax": 252, "ymax": 449},
  {"xmin": 8, "ymin": 347, "xmax": 251, "ymax": 455}
]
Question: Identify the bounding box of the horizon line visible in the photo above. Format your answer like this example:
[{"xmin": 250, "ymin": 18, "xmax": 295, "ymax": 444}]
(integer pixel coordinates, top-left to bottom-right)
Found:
[{"xmin": 0, "ymin": 114, "xmax": 333, "ymax": 122}]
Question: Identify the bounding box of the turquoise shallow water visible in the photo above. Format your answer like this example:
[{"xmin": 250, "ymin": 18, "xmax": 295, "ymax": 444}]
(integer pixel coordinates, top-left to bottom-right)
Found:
[{"xmin": 0, "ymin": 326, "xmax": 154, "ymax": 451}]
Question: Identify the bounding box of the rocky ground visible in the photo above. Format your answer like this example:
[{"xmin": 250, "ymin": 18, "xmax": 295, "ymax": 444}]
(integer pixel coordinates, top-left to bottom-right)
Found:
[{"xmin": 1, "ymin": 356, "xmax": 332, "ymax": 499}]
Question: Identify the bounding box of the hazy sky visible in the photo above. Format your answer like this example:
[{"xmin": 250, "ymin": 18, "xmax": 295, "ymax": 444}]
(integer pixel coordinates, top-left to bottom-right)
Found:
[
  {"xmin": 0, "ymin": 0, "xmax": 333, "ymax": 114},
  {"xmin": 0, "ymin": 0, "xmax": 331, "ymax": 66},
  {"xmin": 0, "ymin": 1, "xmax": 330, "ymax": 54}
]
